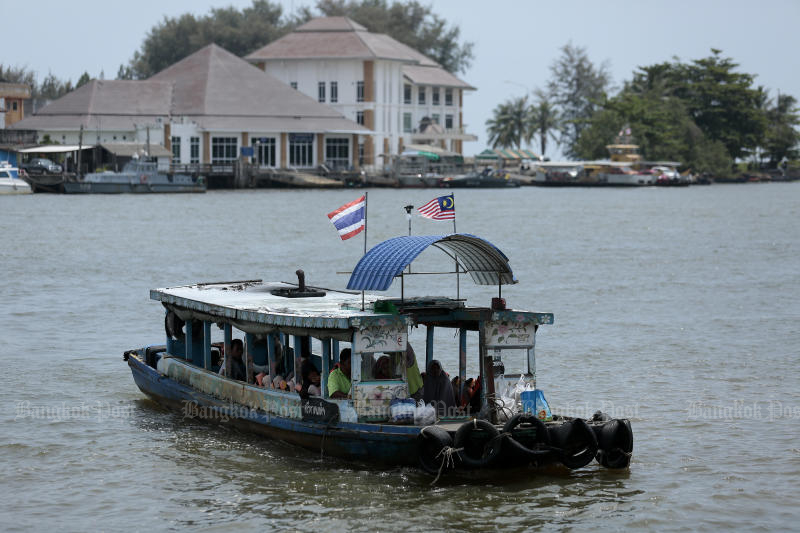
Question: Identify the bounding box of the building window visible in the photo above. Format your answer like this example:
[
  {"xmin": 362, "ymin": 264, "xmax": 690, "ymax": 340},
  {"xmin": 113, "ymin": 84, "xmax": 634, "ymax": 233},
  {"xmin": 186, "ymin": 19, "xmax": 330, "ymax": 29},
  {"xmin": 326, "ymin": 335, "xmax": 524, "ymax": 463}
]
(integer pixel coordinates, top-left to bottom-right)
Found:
[
  {"xmin": 356, "ymin": 81, "xmax": 364, "ymax": 102},
  {"xmin": 445, "ymin": 88, "xmax": 453, "ymax": 106},
  {"xmin": 290, "ymin": 81, "xmax": 297, "ymax": 90},
  {"xmin": 432, "ymin": 87, "xmax": 440, "ymax": 105},
  {"xmin": 211, "ymin": 137, "xmax": 238, "ymax": 164},
  {"xmin": 190, "ymin": 137, "xmax": 200, "ymax": 163},
  {"xmin": 318, "ymin": 82, "xmax": 326, "ymax": 102},
  {"xmin": 325, "ymin": 138, "xmax": 350, "ymax": 169},
  {"xmin": 330, "ymin": 81, "xmax": 338, "ymax": 103},
  {"xmin": 171, "ymin": 136, "xmax": 180, "ymax": 164},
  {"xmin": 418, "ymin": 87, "xmax": 425, "ymax": 105},
  {"xmin": 445, "ymin": 114, "xmax": 454, "ymax": 129},
  {"xmin": 289, "ymin": 133, "xmax": 314, "ymax": 167},
  {"xmin": 358, "ymin": 142, "xmax": 364, "ymax": 166},
  {"xmin": 356, "ymin": 111, "xmax": 364, "ymax": 125},
  {"xmin": 403, "ymin": 112, "xmax": 412, "ymax": 133},
  {"xmin": 432, "ymin": 113, "xmax": 440, "ymax": 124},
  {"xmin": 252, "ymin": 137, "xmax": 276, "ymax": 167},
  {"xmin": 403, "ymin": 84, "xmax": 412, "ymax": 105},
  {"xmin": 12, "ymin": 101, "xmax": 18, "ymax": 111}
]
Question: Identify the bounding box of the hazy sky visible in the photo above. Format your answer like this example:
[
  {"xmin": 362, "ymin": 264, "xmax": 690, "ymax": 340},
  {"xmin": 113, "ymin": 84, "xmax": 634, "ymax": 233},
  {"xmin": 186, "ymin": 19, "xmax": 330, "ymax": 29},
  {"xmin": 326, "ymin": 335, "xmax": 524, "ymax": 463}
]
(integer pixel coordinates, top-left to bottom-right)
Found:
[{"xmin": 5, "ymin": 0, "xmax": 799, "ymax": 156}]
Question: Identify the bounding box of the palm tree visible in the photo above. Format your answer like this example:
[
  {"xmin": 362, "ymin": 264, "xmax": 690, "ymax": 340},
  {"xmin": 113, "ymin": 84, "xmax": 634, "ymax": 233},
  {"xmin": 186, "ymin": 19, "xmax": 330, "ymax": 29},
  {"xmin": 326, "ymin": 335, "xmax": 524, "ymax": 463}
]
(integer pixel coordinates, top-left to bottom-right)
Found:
[
  {"xmin": 529, "ymin": 90, "xmax": 560, "ymax": 157},
  {"xmin": 486, "ymin": 96, "xmax": 531, "ymax": 149}
]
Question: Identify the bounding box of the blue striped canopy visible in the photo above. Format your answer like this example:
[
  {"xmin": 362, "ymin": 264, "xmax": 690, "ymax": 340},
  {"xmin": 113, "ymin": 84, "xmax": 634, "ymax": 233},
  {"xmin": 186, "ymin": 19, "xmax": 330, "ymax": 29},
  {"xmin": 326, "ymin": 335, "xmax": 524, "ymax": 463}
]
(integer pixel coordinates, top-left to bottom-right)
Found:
[{"xmin": 346, "ymin": 234, "xmax": 517, "ymax": 291}]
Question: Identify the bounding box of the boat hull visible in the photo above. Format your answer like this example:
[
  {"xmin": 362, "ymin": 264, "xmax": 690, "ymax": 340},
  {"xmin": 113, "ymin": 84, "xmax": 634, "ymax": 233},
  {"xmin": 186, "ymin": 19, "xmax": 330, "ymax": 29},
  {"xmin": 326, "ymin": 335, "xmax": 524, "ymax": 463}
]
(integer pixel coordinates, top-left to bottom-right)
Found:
[
  {"xmin": 127, "ymin": 353, "xmax": 420, "ymax": 464},
  {"xmin": 0, "ymin": 178, "xmax": 32, "ymax": 194},
  {"xmin": 63, "ymin": 181, "xmax": 205, "ymax": 194},
  {"xmin": 127, "ymin": 350, "xmax": 632, "ymax": 474}
]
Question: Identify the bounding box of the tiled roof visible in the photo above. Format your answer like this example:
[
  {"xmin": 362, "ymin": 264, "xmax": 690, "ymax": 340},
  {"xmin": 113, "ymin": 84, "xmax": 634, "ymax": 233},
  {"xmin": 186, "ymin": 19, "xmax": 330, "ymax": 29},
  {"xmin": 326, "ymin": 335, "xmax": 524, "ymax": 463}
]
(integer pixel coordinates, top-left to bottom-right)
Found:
[
  {"xmin": 22, "ymin": 80, "xmax": 172, "ymax": 116},
  {"xmin": 13, "ymin": 44, "xmax": 367, "ymax": 134},
  {"xmin": 246, "ymin": 16, "xmax": 437, "ymax": 66},
  {"xmin": 150, "ymin": 44, "xmax": 348, "ymax": 119},
  {"xmin": 402, "ymin": 65, "xmax": 475, "ymax": 90},
  {"xmin": 295, "ymin": 16, "xmax": 367, "ymax": 32}
]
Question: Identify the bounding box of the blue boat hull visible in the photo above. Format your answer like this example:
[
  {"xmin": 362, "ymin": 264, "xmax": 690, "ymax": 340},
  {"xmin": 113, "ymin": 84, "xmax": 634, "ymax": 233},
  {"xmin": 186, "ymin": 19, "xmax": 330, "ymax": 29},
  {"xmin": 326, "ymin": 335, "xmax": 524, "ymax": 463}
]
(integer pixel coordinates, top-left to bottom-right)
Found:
[{"xmin": 127, "ymin": 354, "xmax": 421, "ymax": 464}]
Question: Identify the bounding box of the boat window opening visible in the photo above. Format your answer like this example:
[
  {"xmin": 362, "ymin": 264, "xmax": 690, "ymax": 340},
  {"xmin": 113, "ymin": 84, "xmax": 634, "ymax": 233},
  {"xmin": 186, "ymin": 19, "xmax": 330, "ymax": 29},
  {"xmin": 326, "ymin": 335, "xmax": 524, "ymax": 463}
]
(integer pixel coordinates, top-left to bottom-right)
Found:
[{"xmin": 359, "ymin": 351, "xmax": 406, "ymax": 382}]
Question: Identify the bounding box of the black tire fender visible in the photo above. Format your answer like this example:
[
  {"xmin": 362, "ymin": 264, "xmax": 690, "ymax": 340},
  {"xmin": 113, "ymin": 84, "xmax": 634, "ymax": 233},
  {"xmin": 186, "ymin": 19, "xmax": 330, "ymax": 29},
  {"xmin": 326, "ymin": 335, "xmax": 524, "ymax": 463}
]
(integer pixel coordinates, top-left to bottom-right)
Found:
[
  {"xmin": 454, "ymin": 419, "xmax": 502, "ymax": 468},
  {"xmin": 418, "ymin": 426, "xmax": 454, "ymax": 475},
  {"xmin": 549, "ymin": 418, "xmax": 599, "ymax": 469},
  {"xmin": 595, "ymin": 419, "xmax": 633, "ymax": 469},
  {"xmin": 503, "ymin": 413, "xmax": 552, "ymax": 462}
]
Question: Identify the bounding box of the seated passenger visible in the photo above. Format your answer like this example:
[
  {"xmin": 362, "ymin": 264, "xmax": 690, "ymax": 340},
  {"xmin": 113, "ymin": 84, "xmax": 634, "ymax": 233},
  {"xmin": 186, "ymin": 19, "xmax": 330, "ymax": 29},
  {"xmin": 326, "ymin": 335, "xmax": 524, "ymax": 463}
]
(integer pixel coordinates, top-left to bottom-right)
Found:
[
  {"xmin": 300, "ymin": 360, "xmax": 322, "ymax": 398},
  {"xmin": 468, "ymin": 376, "xmax": 482, "ymax": 414},
  {"xmin": 218, "ymin": 339, "xmax": 246, "ymax": 381},
  {"xmin": 422, "ymin": 360, "xmax": 456, "ymax": 417},
  {"xmin": 405, "ymin": 344, "xmax": 424, "ymax": 401},
  {"xmin": 328, "ymin": 348, "xmax": 352, "ymax": 399},
  {"xmin": 374, "ymin": 355, "xmax": 392, "ymax": 380}
]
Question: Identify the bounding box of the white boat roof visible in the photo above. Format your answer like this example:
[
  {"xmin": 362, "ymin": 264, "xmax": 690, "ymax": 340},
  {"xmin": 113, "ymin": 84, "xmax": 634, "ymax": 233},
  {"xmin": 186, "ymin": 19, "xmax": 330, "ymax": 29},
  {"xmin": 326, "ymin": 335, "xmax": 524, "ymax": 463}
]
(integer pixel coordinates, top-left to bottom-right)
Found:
[
  {"xmin": 532, "ymin": 161, "xmax": 585, "ymax": 168},
  {"xmin": 151, "ymin": 280, "xmax": 398, "ymax": 331},
  {"xmin": 582, "ymin": 160, "xmax": 634, "ymax": 167}
]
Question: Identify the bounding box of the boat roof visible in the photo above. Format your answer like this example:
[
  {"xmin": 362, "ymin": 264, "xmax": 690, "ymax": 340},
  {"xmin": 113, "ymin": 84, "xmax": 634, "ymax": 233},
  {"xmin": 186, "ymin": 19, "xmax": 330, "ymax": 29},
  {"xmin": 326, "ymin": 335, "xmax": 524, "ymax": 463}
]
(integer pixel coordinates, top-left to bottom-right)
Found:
[
  {"xmin": 347, "ymin": 234, "xmax": 516, "ymax": 291},
  {"xmin": 641, "ymin": 160, "xmax": 681, "ymax": 167},
  {"xmin": 151, "ymin": 280, "xmax": 398, "ymax": 331}
]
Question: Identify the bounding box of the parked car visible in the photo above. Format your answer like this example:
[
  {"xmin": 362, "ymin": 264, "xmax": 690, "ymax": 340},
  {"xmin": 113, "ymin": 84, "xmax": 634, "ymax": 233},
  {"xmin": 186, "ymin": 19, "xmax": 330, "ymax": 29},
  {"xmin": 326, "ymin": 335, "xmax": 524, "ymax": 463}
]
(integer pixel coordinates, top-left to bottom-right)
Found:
[{"xmin": 21, "ymin": 158, "xmax": 62, "ymax": 174}]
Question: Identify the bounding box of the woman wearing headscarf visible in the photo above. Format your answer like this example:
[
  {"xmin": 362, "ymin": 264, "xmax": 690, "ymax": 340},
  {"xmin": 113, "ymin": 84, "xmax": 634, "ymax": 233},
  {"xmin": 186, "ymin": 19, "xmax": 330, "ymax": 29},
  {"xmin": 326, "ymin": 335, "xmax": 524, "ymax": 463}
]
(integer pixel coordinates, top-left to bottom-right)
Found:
[
  {"xmin": 422, "ymin": 359, "xmax": 456, "ymax": 417},
  {"xmin": 405, "ymin": 344, "xmax": 424, "ymax": 400}
]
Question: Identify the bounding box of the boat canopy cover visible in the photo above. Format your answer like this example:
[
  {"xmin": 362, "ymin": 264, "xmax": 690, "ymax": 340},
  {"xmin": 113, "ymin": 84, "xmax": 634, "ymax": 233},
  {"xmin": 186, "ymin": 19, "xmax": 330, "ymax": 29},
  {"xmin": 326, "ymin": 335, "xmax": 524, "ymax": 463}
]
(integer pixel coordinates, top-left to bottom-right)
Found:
[{"xmin": 346, "ymin": 233, "xmax": 517, "ymax": 291}]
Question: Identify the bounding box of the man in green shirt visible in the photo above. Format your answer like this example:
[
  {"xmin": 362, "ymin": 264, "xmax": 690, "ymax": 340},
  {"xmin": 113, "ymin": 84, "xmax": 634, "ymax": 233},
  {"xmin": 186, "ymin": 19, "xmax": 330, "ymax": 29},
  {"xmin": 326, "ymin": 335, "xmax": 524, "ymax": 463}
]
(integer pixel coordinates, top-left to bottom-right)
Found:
[{"xmin": 328, "ymin": 348, "xmax": 352, "ymax": 399}]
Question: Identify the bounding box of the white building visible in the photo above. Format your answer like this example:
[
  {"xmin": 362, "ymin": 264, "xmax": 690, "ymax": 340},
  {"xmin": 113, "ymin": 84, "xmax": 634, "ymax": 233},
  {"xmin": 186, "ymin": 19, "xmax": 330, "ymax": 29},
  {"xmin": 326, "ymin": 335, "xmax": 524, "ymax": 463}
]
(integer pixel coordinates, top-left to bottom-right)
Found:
[
  {"xmin": 13, "ymin": 44, "xmax": 367, "ymax": 173},
  {"xmin": 245, "ymin": 17, "xmax": 476, "ymax": 169}
]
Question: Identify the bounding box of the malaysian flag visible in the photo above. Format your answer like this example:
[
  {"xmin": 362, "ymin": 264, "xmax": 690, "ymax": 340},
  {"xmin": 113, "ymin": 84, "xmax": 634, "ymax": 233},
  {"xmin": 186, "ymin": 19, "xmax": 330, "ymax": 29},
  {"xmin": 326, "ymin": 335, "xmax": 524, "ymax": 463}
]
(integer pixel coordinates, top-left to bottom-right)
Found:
[
  {"xmin": 417, "ymin": 194, "xmax": 455, "ymax": 220},
  {"xmin": 327, "ymin": 195, "xmax": 366, "ymax": 240}
]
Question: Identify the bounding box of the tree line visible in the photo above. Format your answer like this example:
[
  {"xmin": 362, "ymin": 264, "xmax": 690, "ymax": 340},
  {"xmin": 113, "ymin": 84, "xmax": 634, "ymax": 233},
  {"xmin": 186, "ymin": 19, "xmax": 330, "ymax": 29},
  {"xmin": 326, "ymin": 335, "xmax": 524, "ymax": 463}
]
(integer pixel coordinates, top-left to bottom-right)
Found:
[
  {"xmin": 487, "ymin": 45, "xmax": 799, "ymax": 174},
  {"xmin": 3, "ymin": 1, "xmax": 472, "ymax": 102}
]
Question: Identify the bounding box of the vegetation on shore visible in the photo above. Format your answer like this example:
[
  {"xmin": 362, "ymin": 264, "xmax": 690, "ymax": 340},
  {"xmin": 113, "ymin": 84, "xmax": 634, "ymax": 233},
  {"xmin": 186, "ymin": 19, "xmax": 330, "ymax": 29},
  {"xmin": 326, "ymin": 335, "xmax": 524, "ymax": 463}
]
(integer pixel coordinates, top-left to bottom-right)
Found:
[{"xmin": 487, "ymin": 45, "xmax": 799, "ymax": 175}]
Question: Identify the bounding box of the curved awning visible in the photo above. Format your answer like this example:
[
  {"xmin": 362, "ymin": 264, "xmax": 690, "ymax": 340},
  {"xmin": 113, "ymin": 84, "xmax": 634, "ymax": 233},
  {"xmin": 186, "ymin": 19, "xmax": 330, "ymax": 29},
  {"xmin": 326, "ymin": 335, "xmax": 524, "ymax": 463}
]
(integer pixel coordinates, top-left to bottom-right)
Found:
[{"xmin": 346, "ymin": 234, "xmax": 517, "ymax": 291}]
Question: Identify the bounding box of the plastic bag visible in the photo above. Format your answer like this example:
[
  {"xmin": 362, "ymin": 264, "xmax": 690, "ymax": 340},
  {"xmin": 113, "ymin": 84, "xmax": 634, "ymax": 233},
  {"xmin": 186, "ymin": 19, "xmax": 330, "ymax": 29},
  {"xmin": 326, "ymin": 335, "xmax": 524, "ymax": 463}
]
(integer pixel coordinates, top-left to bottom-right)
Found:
[
  {"xmin": 390, "ymin": 398, "xmax": 415, "ymax": 424},
  {"xmin": 511, "ymin": 375, "xmax": 528, "ymax": 404},
  {"xmin": 522, "ymin": 389, "xmax": 552, "ymax": 421},
  {"xmin": 339, "ymin": 402, "xmax": 358, "ymax": 423},
  {"xmin": 413, "ymin": 400, "xmax": 436, "ymax": 426},
  {"xmin": 533, "ymin": 389, "xmax": 552, "ymax": 421},
  {"xmin": 495, "ymin": 395, "xmax": 517, "ymax": 424}
]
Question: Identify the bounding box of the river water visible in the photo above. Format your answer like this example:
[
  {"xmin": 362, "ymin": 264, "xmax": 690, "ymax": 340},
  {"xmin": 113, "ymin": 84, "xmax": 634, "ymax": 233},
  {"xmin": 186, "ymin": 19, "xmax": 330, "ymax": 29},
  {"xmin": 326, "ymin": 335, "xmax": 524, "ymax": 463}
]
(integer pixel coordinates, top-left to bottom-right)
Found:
[{"xmin": 1, "ymin": 184, "xmax": 798, "ymax": 531}]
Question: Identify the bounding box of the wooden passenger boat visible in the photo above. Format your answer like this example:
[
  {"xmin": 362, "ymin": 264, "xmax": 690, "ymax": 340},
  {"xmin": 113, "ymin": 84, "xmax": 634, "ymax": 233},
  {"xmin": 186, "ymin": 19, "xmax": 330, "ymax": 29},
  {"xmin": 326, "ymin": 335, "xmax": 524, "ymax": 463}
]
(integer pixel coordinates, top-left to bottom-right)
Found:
[{"xmin": 125, "ymin": 234, "xmax": 633, "ymax": 476}]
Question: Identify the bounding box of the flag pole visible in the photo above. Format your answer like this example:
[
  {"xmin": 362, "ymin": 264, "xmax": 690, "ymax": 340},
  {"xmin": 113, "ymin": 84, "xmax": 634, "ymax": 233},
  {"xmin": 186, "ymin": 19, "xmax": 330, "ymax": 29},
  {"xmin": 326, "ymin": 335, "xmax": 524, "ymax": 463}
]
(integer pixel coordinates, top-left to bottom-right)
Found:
[
  {"xmin": 404, "ymin": 204, "xmax": 413, "ymax": 274},
  {"xmin": 362, "ymin": 191, "xmax": 368, "ymax": 310},
  {"xmin": 452, "ymin": 193, "xmax": 460, "ymax": 300}
]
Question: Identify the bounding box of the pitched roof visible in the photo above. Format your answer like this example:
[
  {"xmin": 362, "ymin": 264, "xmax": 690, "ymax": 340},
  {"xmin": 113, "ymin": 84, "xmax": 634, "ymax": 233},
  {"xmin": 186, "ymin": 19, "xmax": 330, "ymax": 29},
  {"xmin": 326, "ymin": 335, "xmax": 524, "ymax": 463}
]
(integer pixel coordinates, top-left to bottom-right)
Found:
[
  {"xmin": 296, "ymin": 16, "xmax": 367, "ymax": 32},
  {"xmin": 245, "ymin": 16, "xmax": 437, "ymax": 66},
  {"xmin": 403, "ymin": 65, "xmax": 475, "ymax": 90},
  {"xmin": 24, "ymin": 80, "xmax": 172, "ymax": 116},
  {"xmin": 150, "ymin": 44, "xmax": 348, "ymax": 119},
  {"xmin": 14, "ymin": 44, "xmax": 367, "ymax": 134}
]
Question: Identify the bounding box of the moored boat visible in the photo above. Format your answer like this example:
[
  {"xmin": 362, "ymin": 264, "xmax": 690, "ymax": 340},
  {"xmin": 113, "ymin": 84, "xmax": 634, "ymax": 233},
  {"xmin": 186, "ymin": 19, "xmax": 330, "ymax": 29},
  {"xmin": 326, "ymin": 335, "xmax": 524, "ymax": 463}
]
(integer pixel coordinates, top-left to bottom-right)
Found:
[
  {"xmin": 125, "ymin": 234, "xmax": 633, "ymax": 477},
  {"xmin": 441, "ymin": 168, "xmax": 520, "ymax": 188},
  {"xmin": 64, "ymin": 158, "xmax": 205, "ymax": 194},
  {"xmin": 0, "ymin": 162, "xmax": 32, "ymax": 195}
]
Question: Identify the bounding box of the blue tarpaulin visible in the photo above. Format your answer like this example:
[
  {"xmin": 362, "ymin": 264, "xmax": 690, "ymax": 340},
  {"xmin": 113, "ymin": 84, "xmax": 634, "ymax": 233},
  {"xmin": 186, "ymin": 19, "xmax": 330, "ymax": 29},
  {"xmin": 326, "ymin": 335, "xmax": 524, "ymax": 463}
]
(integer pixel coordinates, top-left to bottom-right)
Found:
[{"xmin": 346, "ymin": 234, "xmax": 517, "ymax": 291}]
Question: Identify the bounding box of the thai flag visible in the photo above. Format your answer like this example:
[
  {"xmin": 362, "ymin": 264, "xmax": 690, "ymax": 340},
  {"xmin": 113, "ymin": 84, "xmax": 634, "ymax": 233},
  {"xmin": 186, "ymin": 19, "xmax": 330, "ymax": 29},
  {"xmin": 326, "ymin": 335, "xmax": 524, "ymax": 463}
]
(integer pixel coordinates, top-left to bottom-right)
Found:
[
  {"xmin": 418, "ymin": 194, "xmax": 455, "ymax": 220},
  {"xmin": 327, "ymin": 195, "xmax": 366, "ymax": 240}
]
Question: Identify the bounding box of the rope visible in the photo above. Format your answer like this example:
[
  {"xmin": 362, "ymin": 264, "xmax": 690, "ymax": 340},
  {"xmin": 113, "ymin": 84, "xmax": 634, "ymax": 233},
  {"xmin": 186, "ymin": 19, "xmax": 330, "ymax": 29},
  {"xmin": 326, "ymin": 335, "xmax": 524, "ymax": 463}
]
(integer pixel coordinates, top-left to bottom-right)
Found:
[{"xmin": 430, "ymin": 445, "xmax": 463, "ymax": 485}]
